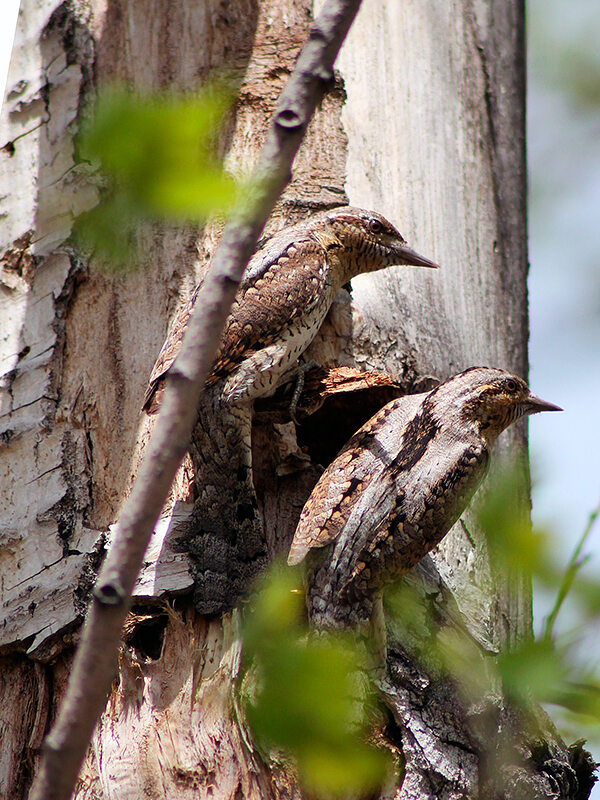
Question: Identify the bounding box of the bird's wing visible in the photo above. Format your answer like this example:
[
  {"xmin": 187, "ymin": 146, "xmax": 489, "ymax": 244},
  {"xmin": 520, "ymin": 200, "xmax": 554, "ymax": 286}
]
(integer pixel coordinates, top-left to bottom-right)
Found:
[
  {"xmin": 288, "ymin": 393, "xmax": 425, "ymax": 565},
  {"xmin": 142, "ymin": 284, "xmax": 202, "ymax": 413},
  {"xmin": 206, "ymin": 238, "xmax": 327, "ymax": 385},
  {"xmin": 143, "ymin": 234, "xmax": 327, "ymax": 413}
]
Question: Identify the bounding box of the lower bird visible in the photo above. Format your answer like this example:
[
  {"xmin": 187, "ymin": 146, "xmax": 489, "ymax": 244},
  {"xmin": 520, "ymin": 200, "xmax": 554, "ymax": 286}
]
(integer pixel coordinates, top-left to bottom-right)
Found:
[
  {"xmin": 288, "ymin": 367, "xmax": 561, "ymax": 629},
  {"xmin": 143, "ymin": 206, "xmax": 439, "ymax": 613}
]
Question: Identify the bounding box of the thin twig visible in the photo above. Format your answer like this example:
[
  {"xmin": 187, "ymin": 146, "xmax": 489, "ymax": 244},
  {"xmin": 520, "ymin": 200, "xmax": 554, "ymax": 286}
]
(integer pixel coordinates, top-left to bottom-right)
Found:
[
  {"xmin": 459, "ymin": 517, "xmax": 477, "ymax": 548},
  {"xmin": 543, "ymin": 497, "xmax": 600, "ymax": 644},
  {"xmin": 29, "ymin": 2, "xmax": 362, "ymax": 798}
]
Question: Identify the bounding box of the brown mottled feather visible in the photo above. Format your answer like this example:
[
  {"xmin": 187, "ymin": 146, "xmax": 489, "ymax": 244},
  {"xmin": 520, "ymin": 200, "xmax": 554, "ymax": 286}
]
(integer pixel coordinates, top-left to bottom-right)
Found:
[
  {"xmin": 291, "ymin": 368, "xmax": 561, "ymax": 629},
  {"xmin": 143, "ymin": 284, "xmax": 201, "ymax": 412},
  {"xmin": 208, "ymin": 241, "xmax": 326, "ymax": 383},
  {"xmin": 143, "ymin": 206, "xmax": 440, "ymax": 414},
  {"xmin": 288, "ymin": 393, "xmax": 425, "ymax": 565},
  {"xmin": 143, "ymin": 238, "xmax": 327, "ymax": 413}
]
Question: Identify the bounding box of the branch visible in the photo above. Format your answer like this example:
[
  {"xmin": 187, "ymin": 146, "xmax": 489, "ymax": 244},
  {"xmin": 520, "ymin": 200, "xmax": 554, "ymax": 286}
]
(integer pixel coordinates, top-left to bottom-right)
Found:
[
  {"xmin": 542, "ymin": 496, "xmax": 600, "ymax": 643},
  {"xmin": 29, "ymin": 2, "xmax": 362, "ymax": 798}
]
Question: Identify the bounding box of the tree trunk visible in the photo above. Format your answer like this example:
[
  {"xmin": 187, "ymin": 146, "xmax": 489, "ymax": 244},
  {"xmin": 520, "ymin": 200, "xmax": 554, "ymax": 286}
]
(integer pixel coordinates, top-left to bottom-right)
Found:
[{"xmin": 0, "ymin": 1, "xmax": 591, "ymax": 799}]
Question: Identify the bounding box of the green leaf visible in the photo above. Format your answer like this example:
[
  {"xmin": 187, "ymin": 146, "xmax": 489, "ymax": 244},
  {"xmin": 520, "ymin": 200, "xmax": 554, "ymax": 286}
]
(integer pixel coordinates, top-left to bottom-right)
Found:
[
  {"xmin": 300, "ymin": 740, "xmax": 389, "ymax": 796},
  {"xmin": 542, "ymin": 499, "xmax": 600, "ymax": 642},
  {"xmin": 243, "ymin": 564, "xmax": 390, "ymax": 796},
  {"xmin": 74, "ymin": 84, "xmax": 238, "ymax": 268},
  {"xmin": 72, "ymin": 190, "xmax": 142, "ymax": 270},
  {"xmin": 549, "ymin": 681, "xmax": 600, "ymax": 719},
  {"xmin": 244, "ymin": 565, "xmax": 306, "ymax": 646},
  {"xmin": 498, "ymin": 639, "xmax": 566, "ymax": 704},
  {"xmin": 476, "ymin": 463, "xmax": 552, "ymax": 579}
]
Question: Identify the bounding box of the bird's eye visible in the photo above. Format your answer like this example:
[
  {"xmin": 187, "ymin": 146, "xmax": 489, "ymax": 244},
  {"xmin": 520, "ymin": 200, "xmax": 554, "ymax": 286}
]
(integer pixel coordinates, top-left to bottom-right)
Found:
[
  {"xmin": 505, "ymin": 379, "xmax": 518, "ymax": 392},
  {"xmin": 369, "ymin": 219, "xmax": 382, "ymax": 234}
]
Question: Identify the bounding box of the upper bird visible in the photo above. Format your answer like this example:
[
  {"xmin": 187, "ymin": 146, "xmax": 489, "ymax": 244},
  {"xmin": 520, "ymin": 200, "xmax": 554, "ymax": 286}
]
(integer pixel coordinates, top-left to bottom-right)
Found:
[
  {"xmin": 288, "ymin": 367, "xmax": 561, "ymax": 629},
  {"xmin": 143, "ymin": 206, "xmax": 438, "ymax": 615},
  {"xmin": 143, "ymin": 206, "xmax": 439, "ymax": 414}
]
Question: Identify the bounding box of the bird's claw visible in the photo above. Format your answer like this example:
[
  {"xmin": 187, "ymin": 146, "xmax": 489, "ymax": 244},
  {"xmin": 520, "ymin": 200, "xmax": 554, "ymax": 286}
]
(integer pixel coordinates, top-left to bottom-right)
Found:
[{"xmin": 288, "ymin": 359, "xmax": 319, "ymax": 424}]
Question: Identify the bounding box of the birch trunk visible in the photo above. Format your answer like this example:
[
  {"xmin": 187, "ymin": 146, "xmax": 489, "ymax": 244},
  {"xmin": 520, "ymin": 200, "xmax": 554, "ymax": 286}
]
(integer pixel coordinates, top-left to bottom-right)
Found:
[{"xmin": 0, "ymin": 1, "xmax": 591, "ymax": 799}]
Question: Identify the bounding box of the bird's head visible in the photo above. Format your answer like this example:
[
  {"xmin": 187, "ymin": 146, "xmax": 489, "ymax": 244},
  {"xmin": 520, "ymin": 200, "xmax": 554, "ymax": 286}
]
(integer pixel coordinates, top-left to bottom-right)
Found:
[
  {"xmin": 310, "ymin": 206, "xmax": 439, "ymax": 278},
  {"xmin": 441, "ymin": 367, "xmax": 562, "ymax": 444}
]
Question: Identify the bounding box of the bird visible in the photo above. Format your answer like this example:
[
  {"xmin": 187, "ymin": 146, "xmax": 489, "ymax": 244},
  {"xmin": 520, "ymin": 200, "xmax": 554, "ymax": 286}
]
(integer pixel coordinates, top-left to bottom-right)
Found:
[
  {"xmin": 288, "ymin": 367, "xmax": 561, "ymax": 630},
  {"xmin": 143, "ymin": 207, "xmax": 439, "ymax": 414},
  {"xmin": 143, "ymin": 206, "xmax": 439, "ymax": 614}
]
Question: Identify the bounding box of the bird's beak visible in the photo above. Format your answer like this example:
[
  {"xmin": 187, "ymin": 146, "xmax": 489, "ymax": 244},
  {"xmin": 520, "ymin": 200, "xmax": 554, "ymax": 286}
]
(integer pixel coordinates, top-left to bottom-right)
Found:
[
  {"xmin": 396, "ymin": 243, "xmax": 440, "ymax": 269},
  {"xmin": 524, "ymin": 393, "xmax": 563, "ymax": 415}
]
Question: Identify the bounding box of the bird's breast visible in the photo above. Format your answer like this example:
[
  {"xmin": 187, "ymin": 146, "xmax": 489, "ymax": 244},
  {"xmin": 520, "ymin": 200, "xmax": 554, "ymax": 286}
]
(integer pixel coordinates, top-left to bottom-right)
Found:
[
  {"xmin": 344, "ymin": 438, "xmax": 489, "ymax": 597},
  {"xmin": 220, "ymin": 288, "xmax": 335, "ymax": 403}
]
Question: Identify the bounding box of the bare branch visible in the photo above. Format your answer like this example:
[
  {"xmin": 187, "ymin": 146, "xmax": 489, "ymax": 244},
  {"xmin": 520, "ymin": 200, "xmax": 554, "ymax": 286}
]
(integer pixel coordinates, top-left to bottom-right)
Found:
[{"xmin": 29, "ymin": 2, "xmax": 362, "ymax": 799}]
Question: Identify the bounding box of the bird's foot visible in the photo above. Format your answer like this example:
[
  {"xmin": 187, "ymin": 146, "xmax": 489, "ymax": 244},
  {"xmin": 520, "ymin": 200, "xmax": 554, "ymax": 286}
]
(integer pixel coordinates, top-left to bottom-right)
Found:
[{"xmin": 288, "ymin": 358, "xmax": 319, "ymax": 424}]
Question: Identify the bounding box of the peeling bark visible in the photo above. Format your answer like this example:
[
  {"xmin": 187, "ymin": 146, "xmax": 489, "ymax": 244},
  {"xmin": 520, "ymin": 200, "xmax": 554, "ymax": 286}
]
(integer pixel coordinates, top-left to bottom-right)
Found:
[{"xmin": 1, "ymin": 0, "xmax": 100, "ymax": 660}]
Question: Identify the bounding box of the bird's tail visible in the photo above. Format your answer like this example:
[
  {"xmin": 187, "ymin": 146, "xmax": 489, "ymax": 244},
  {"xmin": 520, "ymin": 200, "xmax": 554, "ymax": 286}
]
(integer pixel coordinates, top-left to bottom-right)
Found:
[
  {"xmin": 306, "ymin": 557, "xmax": 374, "ymax": 630},
  {"xmin": 184, "ymin": 388, "xmax": 267, "ymax": 614}
]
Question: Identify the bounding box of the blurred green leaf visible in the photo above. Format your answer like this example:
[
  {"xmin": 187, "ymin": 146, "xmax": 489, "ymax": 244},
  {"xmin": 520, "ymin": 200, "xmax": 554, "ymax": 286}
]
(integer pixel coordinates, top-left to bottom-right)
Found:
[
  {"xmin": 73, "ymin": 189, "xmax": 143, "ymax": 267},
  {"xmin": 529, "ymin": 1, "xmax": 600, "ymax": 111},
  {"xmin": 549, "ymin": 680, "xmax": 600, "ymax": 720},
  {"xmin": 565, "ymin": 573, "xmax": 600, "ymax": 619},
  {"xmin": 244, "ymin": 565, "xmax": 306, "ymax": 645},
  {"xmin": 498, "ymin": 639, "xmax": 566, "ymax": 705},
  {"xmin": 299, "ymin": 740, "xmax": 388, "ymax": 796},
  {"xmin": 80, "ymin": 86, "xmax": 236, "ymax": 217},
  {"xmin": 437, "ymin": 626, "xmax": 493, "ymax": 704},
  {"xmin": 543, "ymin": 499, "xmax": 600, "ymax": 643},
  {"xmin": 74, "ymin": 84, "xmax": 237, "ymax": 268},
  {"xmin": 476, "ymin": 463, "xmax": 552, "ymax": 579},
  {"xmin": 243, "ymin": 565, "xmax": 390, "ymax": 796},
  {"xmin": 384, "ymin": 580, "xmax": 437, "ymax": 651}
]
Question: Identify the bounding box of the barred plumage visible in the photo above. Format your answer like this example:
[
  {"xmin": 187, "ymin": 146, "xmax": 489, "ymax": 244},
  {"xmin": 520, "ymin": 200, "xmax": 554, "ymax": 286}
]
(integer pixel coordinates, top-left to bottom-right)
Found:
[{"xmin": 288, "ymin": 367, "xmax": 561, "ymax": 628}]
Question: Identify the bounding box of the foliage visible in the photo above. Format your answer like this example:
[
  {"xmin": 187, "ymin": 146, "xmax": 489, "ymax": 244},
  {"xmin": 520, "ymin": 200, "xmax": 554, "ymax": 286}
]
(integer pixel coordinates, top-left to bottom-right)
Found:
[
  {"xmin": 240, "ymin": 465, "xmax": 600, "ymax": 794},
  {"xmin": 475, "ymin": 466, "xmax": 600, "ymax": 719},
  {"xmin": 474, "ymin": 470, "xmax": 600, "ymax": 769},
  {"xmin": 242, "ymin": 565, "xmax": 391, "ymax": 796},
  {"xmin": 73, "ymin": 85, "xmax": 238, "ymax": 269},
  {"xmin": 542, "ymin": 503, "xmax": 600, "ymax": 644}
]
